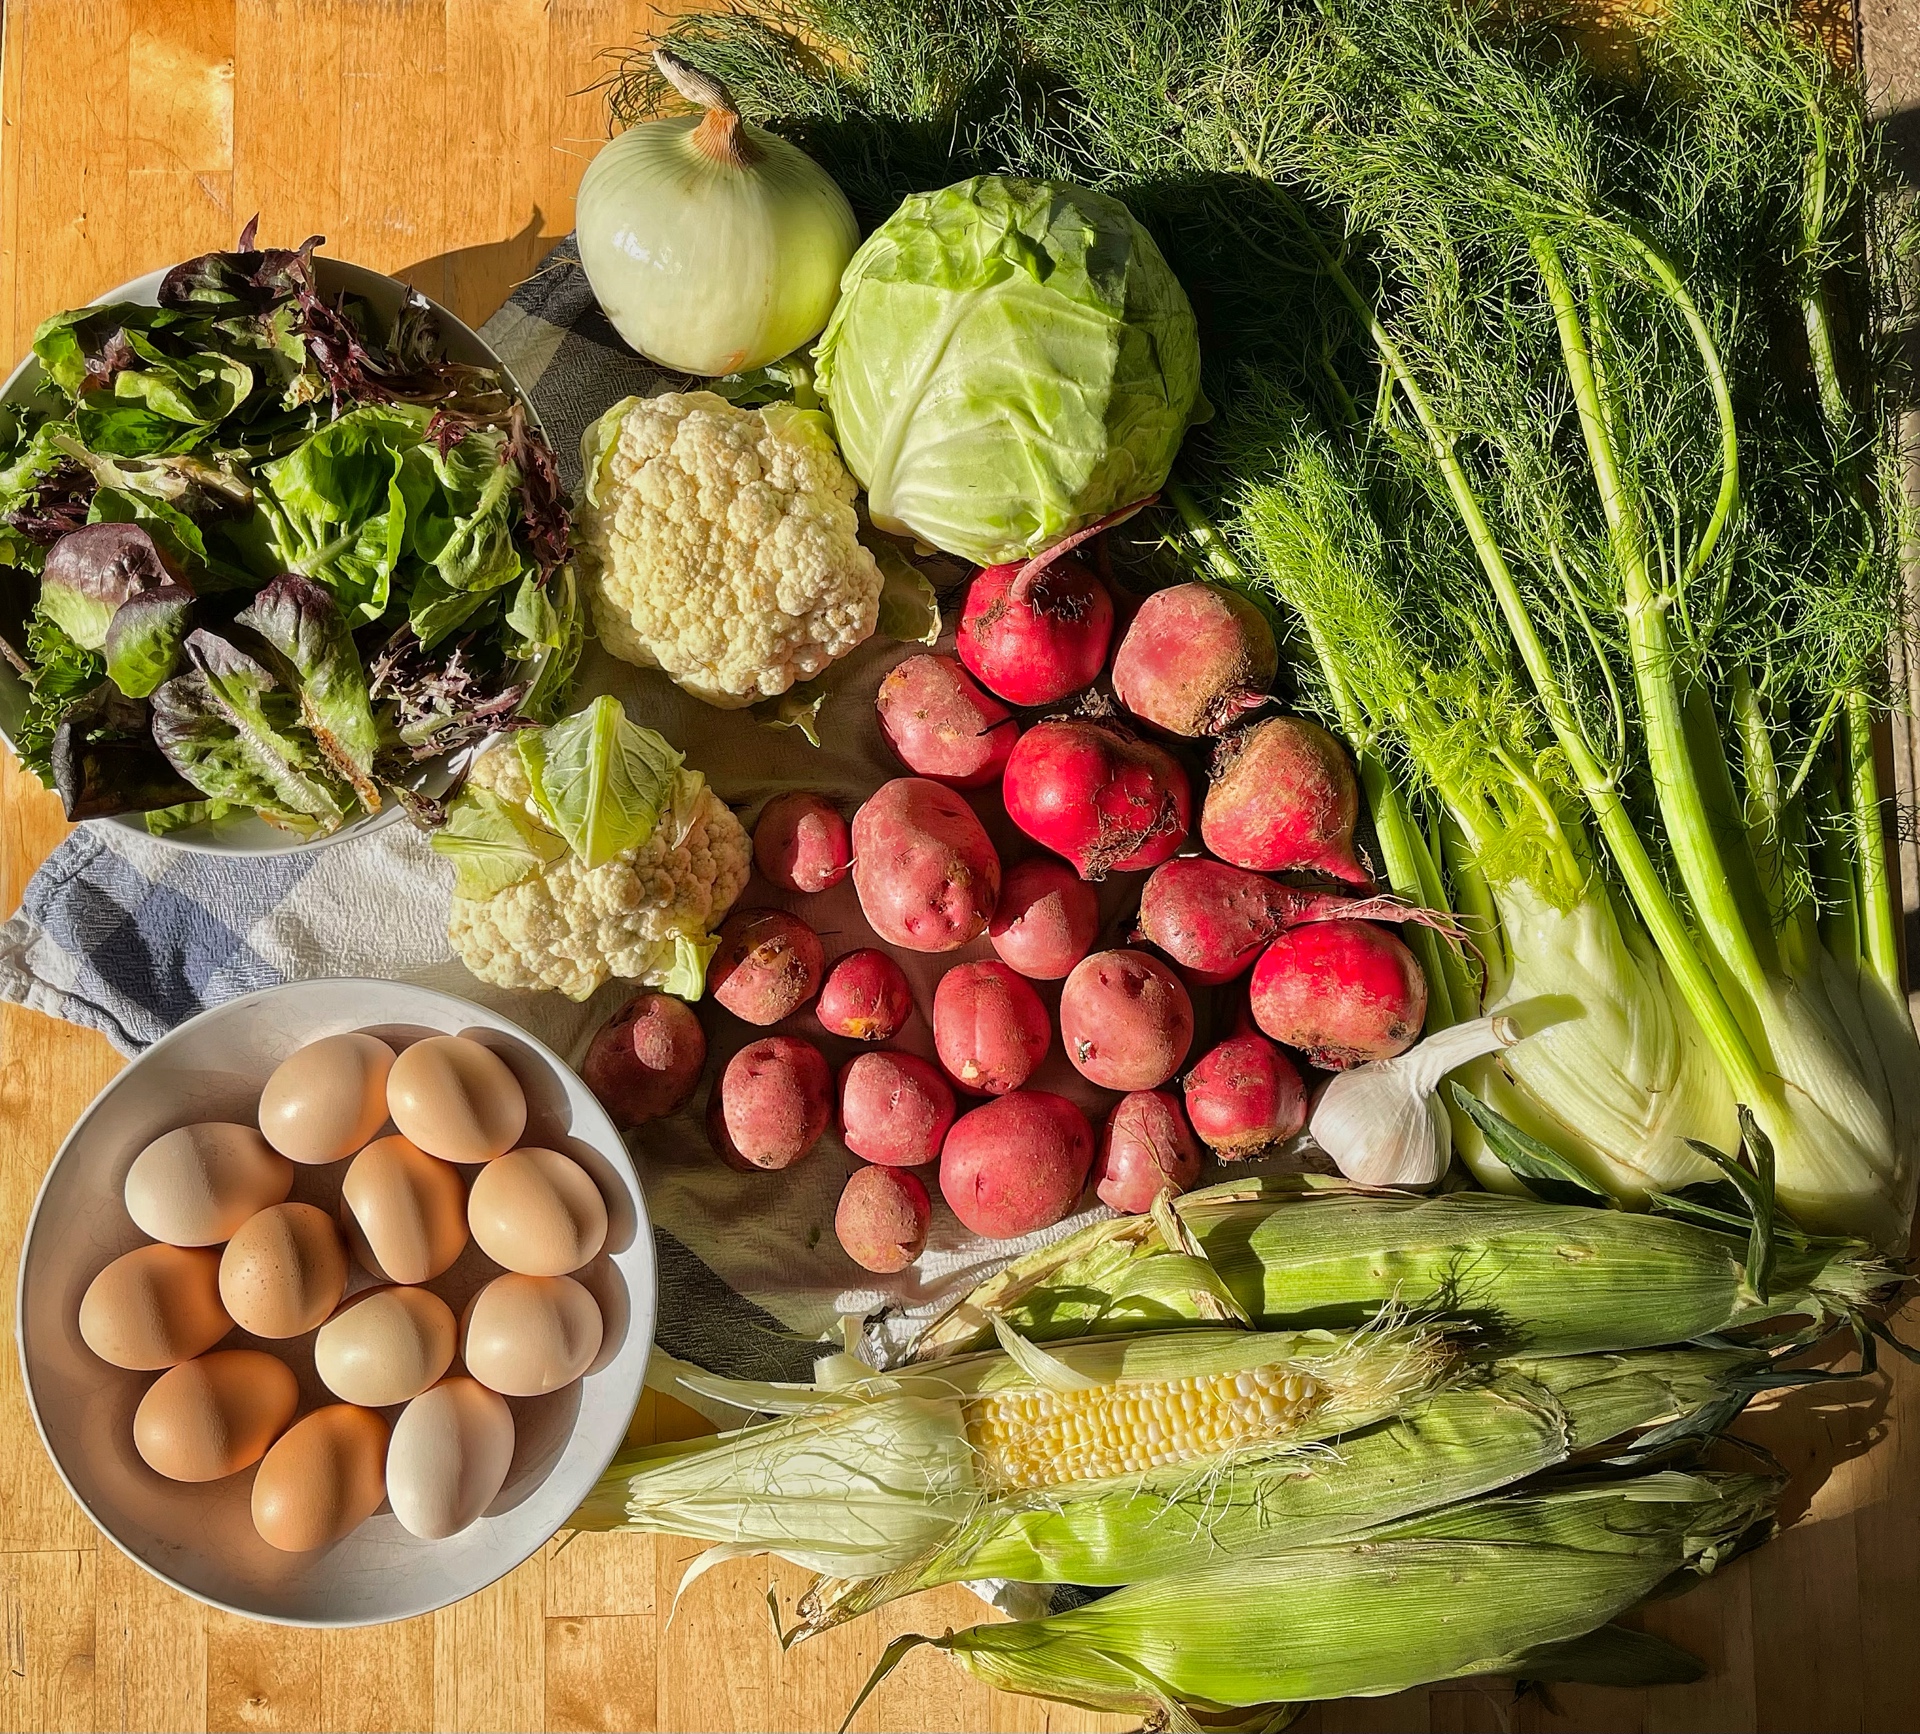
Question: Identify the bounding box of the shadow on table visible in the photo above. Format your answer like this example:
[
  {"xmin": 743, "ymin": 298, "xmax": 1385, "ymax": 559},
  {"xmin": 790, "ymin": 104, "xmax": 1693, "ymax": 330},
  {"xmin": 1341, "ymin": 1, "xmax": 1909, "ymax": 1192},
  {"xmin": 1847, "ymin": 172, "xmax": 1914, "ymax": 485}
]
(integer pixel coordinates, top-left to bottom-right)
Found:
[{"xmin": 392, "ymin": 208, "xmax": 572, "ymax": 327}]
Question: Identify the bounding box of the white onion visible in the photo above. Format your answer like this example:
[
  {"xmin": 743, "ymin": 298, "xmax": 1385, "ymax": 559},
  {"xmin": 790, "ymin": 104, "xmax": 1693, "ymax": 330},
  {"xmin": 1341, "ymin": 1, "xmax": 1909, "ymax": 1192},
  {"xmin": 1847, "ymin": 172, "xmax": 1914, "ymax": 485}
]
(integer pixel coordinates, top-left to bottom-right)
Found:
[{"xmin": 576, "ymin": 51, "xmax": 859, "ymax": 377}]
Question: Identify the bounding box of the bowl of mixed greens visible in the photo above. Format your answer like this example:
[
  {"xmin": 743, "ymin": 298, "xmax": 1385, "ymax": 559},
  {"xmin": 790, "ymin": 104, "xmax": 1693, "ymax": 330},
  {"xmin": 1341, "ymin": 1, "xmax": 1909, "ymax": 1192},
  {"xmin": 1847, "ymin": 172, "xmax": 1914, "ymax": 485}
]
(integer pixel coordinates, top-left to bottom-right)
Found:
[{"xmin": 0, "ymin": 225, "xmax": 582, "ymax": 853}]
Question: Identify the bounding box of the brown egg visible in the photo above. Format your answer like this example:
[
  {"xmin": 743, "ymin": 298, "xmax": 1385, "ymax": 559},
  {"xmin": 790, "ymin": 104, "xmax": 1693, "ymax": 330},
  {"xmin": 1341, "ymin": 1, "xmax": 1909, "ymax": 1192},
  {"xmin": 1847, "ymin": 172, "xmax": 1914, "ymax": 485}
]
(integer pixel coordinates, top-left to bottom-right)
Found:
[
  {"xmin": 314, "ymin": 1286, "xmax": 457, "ymax": 1408},
  {"xmin": 133, "ymin": 1349, "xmax": 299, "ymax": 1482},
  {"xmin": 466, "ymin": 1148, "xmax": 608, "ymax": 1277},
  {"xmin": 387, "ymin": 1377, "xmax": 515, "ymax": 1540},
  {"xmin": 218, "ymin": 1203, "xmax": 348, "ymax": 1338},
  {"xmin": 386, "ymin": 1036, "xmax": 526, "ymax": 1164},
  {"xmin": 460, "ymin": 1273, "xmax": 603, "ymax": 1397},
  {"xmin": 339, "ymin": 1136, "xmax": 469, "ymax": 1284},
  {"xmin": 259, "ymin": 1032, "xmax": 396, "ymax": 1164},
  {"xmin": 78, "ymin": 1244, "xmax": 231, "ymax": 1370},
  {"xmin": 124, "ymin": 1123, "xmax": 295, "ymax": 1247},
  {"xmin": 251, "ymin": 1404, "xmax": 390, "ymax": 1552}
]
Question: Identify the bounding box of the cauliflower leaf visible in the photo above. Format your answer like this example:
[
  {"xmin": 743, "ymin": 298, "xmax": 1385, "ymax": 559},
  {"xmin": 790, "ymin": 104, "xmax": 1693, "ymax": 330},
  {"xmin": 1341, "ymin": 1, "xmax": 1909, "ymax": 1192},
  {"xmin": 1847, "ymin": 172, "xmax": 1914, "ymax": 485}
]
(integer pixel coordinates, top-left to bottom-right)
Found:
[{"xmin": 517, "ymin": 693, "xmax": 685, "ymax": 869}]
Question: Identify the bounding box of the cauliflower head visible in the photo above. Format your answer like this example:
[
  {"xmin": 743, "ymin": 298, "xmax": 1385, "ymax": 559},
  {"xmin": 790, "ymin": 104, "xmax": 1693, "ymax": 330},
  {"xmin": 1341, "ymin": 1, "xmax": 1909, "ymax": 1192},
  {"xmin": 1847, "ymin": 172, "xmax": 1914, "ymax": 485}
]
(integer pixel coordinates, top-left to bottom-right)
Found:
[
  {"xmin": 577, "ymin": 391, "xmax": 884, "ymax": 708},
  {"xmin": 446, "ymin": 740, "xmax": 751, "ymax": 1000}
]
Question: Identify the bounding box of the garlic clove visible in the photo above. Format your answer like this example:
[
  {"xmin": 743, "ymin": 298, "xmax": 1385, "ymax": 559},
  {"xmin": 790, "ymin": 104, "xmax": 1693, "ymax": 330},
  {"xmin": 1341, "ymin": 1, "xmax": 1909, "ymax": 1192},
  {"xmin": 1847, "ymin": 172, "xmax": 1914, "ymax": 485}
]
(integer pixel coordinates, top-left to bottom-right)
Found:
[{"xmin": 1309, "ymin": 1016, "xmax": 1519, "ymax": 1189}]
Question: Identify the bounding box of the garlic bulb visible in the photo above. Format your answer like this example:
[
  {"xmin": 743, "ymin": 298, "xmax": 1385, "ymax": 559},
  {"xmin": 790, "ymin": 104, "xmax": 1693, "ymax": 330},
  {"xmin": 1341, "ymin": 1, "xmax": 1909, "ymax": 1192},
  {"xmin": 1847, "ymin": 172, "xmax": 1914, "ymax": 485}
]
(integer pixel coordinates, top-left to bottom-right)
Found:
[
  {"xmin": 1309, "ymin": 1016, "xmax": 1519, "ymax": 1187},
  {"xmin": 576, "ymin": 50, "xmax": 859, "ymax": 376}
]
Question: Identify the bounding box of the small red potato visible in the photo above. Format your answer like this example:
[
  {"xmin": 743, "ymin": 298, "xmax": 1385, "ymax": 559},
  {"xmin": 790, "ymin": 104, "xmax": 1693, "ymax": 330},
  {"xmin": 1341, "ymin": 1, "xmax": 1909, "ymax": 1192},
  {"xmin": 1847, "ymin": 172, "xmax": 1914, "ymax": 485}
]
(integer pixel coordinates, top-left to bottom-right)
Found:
[
  {"xmin": 876, "ymin": 654, "xmax": 1019, "ymax": 788},
  {"xmin": 753, "ymin": 792, "xmax": 852, "ymax": 893},
  {"xmin": 835, "ymin": 1165, "xmax": 932, "ymax": 1273},
  {"xmin": 989, "ymin": 857, "xmax": 1101, "ymax": 980},
  {"xmin": 1249, "ymin": 922, "xmax": 1427, "ymax": 1068},
  {"xmin": 851, "ymin": 777, "xmax": 1002, "ymax": 953},
  {"xmin": 932, "ymin": 960, "xmax": 1052, "ymax": 1095},
  {"xmin": 582, "ymin": 991, "xmax": 707, "ymax": 1127},
  {"xmin": 711, "ymin": 1036, "xmax": 832, "ymax": 1170},
  {"xmin": 1183, "ymin": 1031, "xmax": 1307, "ymax": 1158},
  {"xmin": 837, "ymin": 1051, "xmax": 956, "ymax": 1167},
  {"xmin": 940, "ymin": 1091, "xmax": 1095, "ymax": 1239},
  {"xmin": 816, "ymin": 949, "xmax": 914, "ymax": 1042},
  {"xmin": 1059, "ymin": 949, "xmax": 1195, "ymax": 1091},
  {"xmin": 709, "ymin": 908, "xmax": 825, "ymax": 1025},
  {"xmin": 1095, "ymin": 1090, "xmax": 1205, "ymax": 1213}
]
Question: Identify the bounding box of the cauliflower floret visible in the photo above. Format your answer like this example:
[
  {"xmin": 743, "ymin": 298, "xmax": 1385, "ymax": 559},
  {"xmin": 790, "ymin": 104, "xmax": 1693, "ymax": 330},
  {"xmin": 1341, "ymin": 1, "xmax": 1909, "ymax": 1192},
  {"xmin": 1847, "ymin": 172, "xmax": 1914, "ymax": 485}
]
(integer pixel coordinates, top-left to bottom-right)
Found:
[
  {"xmin": 576, "ymin": 391, "xmax": 883, "ymax": 708},
  {"xmin": 446, "ymin": 741, "xmax": 752, "ymax": 1000}
]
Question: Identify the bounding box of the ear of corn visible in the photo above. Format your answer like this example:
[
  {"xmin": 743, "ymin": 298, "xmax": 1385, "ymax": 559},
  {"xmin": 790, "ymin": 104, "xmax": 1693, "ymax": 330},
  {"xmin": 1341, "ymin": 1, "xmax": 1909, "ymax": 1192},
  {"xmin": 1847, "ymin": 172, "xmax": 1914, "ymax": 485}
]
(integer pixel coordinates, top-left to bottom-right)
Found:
[
  {"xmin": 915, "ymin": 1182, "xmax": 1892, "ymax": 1359},
  {"xmin": 796, "ymin": 1344, "xmax": 1765, "ymax": 1634},
  {"xmin": 847, "ymin": 1471, "xmax": 1778, "ymax": 1726},
  {"xmin": 568, "ymin": 1320, "xmax": 1460, "ymax": 1578}
]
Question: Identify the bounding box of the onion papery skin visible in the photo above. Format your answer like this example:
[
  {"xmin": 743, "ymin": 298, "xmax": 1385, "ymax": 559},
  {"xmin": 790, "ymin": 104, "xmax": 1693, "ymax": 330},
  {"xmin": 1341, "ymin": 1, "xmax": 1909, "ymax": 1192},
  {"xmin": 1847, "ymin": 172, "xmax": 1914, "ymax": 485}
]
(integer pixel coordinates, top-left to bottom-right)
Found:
[{"xmin": 576, "ymin": 115, "xmax": 858, "ymax": 377}]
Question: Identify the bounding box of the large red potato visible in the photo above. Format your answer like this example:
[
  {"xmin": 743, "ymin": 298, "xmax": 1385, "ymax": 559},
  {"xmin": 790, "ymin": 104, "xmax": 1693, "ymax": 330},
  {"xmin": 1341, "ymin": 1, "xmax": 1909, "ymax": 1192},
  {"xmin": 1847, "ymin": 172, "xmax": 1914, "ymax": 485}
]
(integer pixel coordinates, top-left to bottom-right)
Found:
[
  {"xmin": 582, "ymin": 992, "xmax": 706, "ymax": 1127},
  {"xmin": 851, "ymin": 778, "xmax": 1002, "ymax": 952},
  {"xmin": 1059, "ymin": 949, "xmax": 1194, "ymax": 1091},
  {"xmin": 753, "ymin": 792, "xmax": 852, "ymax": 893},
  {"xmin": 940, "ymin": 1092, "xmax": 1095, "ymax": 1239},
  {"xmin": 709, "ymin": 909, "xmax": 825, "ymax": 1025},
  {"xmin": 1095, "ymin": 1090, "xmax": 1205, "ymax": 1213},
  {"xmin": 710, "ymin": 1036, "xmax": 832, "ymax": 1170}
]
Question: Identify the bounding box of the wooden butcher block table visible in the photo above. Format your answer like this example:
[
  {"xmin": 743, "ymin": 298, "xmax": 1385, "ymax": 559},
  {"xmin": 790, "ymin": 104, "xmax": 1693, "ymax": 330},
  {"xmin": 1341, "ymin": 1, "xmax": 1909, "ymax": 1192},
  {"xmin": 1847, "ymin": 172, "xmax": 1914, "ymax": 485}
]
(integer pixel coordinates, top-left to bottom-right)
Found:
[{"xmin": 0, "ymin": 2, "xmax": 1916, "ymax": 1730}]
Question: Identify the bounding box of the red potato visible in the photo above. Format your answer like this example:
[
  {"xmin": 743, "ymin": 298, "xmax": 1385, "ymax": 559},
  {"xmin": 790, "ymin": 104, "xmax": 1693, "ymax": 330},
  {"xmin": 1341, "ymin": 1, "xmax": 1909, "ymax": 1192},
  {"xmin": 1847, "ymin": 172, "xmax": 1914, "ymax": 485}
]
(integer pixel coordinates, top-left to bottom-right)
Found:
[
  {"xmin": 1250, "ymin": 923, "xmax": 1427, "ymax": 1068},
  {"xmin": 932, "ymin": 960, "xmax": 1052, "ymax": 1096},
  {"xmin": 1202, "ymin": 717, "xmax": 1370, "ymax": 885},
  {"xmin": 712, "ymin": 1036, "xmax": 833, "ymax": 1170},
  {"xmin": 876, "ymin": 654, "xmax": 1019, "ymax": 788},
  {"xmin": 838, "ymin": 1051, "xmax": 956, "ymax": 1167},
  {"xmin": 835, "ymin": 1165, "xmax": 932, "ymax": 1273},
  {"xmin": 940, "ymin": 1092, "xmax": 1095, "ymax": 1239},
  {"xmin": 1111, "ymin": 582, "xmax": 1277, "ymax": 737},
  {"xmin": 1002, "ymin": 720, "xmax": 1191, "ymax": 881},
  {"xmin": 1095, "ymin": 1090, "xmax": 1205, "ymax": 1213},
  {"xmin": 1183, "ymin": 1031, "xmax": 1308, "ymax": 1158},
  {"xmin": 990, "ymin": 857, "xmax": 1102, "ymax": 979},
  {"xmin": 817, "ymin": 949, "xmax": 914, "ymax": 1042},
  {"xmin": 1137, "ymin": 856, "xmax": 1454, "ymax": 985},
  {"xmin": 583, "ymin": 992, "xmax": 708, "ymax": 1127},
  {"xmin": 851, "ymin": 778, "xmax": 1002, "ymax": 953},
  {"xmin": 753, "ymin": 792, "xmax": 852, "ymax": 893},
  {"xmin": 1059, "ymin": 949, "xmax": 1194, "ymax": 1091},
  {"xmin": 709, "ymin": 908, "xmax": 826, "ymax": 1025},
  {"xmin": 957, "ymin": 553, "xmax": 1114, "ymax": 707}
]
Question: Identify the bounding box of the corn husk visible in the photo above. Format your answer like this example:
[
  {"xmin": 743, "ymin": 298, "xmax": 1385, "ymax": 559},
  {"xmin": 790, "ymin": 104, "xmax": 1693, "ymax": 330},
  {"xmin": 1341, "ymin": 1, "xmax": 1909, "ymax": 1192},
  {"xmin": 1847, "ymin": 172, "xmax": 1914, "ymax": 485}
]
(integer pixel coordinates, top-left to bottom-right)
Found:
[
  {"xmin": 844, "ymin": 1471, "xmax": 1779, "ymax": 1730},
  {"xmin": 795, "ymin": 1344, "xmax": 1763, "ymax": 1633},
  {"xmin": 914, "ymin": 1179, "xmax": 1891, "ymax": 1359},
  {"xmin": 568, "ymin": 1320, "xmax": 1460, "ymax": 1580}
]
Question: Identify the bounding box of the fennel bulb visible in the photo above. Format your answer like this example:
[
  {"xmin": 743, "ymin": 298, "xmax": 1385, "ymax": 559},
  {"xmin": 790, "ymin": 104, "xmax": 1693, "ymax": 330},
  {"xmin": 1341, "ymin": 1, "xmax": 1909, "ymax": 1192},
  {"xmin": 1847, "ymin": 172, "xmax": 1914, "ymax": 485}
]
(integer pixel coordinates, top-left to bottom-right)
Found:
[{"xmin": 576, "ymin": 51, "xmax": 857, "ymax": 376}]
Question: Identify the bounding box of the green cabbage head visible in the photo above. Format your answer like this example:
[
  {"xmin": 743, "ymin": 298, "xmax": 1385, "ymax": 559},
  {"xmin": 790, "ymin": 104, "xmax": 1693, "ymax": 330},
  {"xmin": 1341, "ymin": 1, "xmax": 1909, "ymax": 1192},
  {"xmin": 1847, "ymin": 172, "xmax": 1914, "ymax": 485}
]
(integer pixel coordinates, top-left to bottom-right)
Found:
[{"xmin": 814, "ymin": 176, "xmax": 1205, "ymax": 566}]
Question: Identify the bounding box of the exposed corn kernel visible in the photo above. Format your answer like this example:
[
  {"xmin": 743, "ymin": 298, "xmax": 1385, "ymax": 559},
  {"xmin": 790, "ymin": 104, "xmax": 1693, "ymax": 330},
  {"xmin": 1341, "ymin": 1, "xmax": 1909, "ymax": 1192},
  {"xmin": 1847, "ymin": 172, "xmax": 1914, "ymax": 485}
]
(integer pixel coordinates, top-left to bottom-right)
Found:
[{"xmin": 966, "ymin": 1362, "xmax": 1326, "ymax": 1492}]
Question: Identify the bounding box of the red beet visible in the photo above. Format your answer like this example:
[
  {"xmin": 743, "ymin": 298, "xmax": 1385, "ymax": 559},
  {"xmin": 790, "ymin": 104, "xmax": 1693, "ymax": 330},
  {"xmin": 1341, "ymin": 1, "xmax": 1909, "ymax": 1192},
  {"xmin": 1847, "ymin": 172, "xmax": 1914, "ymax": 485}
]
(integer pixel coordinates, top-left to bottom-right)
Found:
[
  {"xmin": 816, "ymin": 949, "xmax": 914, "ymax": 1042},
  {"xmin": 1003, "ymin": 719, "xmax": 1192, "ymax": 880},
  {"xmin": 933, "ymin": 959, "xmax": 1052, "ymax": 1095},
  {"xmin": 989, "ymin": 857, "xmax": 1102, "ymax": 979},
  {"xmin": 835, "ymin": 1165, "xmax": 932, "ymax": 1273},
  {"xmin": 940, "ymin": 1091, "xmax": 1095, "ymax": 1238},
  {"xmin": 958, "ymin": 553, "xmax": 1113, "ymax": 707},
  {"xmin": 876, "ymin": 654, "xmax": 1019, "ymax": 788},
  {"xmin": 582, "ymin": 991, "xmax": 707, "ymax": 1127},
  {"xmin": 1059, "ymin": 949, "xmax": 1194, "ymax": 1090},
  {"xmin": 709, "ymin": 908, "xmax": 825, "ymax": 1025},
  {"xmin": 1183, "ymin": 1031, "xmax": 1308, "ymax": 1158},
  {"xmin": 710, "ymin": 1036, "xmax": 833, "ymax": 1170},
  {"xmin": 837, "ymin": 1051, "xmax": 956, "ymax": 1167},
  {"xmin": 1095, "ymin": 1090, "xmax": 1205, "ymax": 1213},
  {"xmin": 1201, "ymin": 717, "xmax": 1370, "ymax": 884},
  {"xmin": 851, "ymin": 777, "xmax": 1002, "ymax": 952},
  {"xmin": 1249, "ymin": 922, "xmax": 1427, "ymax": 1068},
  {"xmin": 1137, "ymin": 857, "xmax": 1453, "ymax": 984},
  {"xmin": 753, "ymin": 792, "xmax": 851, "ymax": 893},
  {"xmin": 1111, "ymin": 583, "xmax": 1277, "ymax": 737}
]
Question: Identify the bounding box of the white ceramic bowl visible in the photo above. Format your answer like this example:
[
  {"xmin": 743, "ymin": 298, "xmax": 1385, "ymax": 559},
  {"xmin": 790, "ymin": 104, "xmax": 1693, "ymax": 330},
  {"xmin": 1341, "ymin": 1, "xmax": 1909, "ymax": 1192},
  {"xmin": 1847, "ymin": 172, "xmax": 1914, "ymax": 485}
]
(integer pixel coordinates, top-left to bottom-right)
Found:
[
  {"xmin": 15, "ymin": 978, "xmax": 655, "ymax": 1627},
  {"xmin": 0, "ymin": 256, "xmax": 540, "ymax": 856}
]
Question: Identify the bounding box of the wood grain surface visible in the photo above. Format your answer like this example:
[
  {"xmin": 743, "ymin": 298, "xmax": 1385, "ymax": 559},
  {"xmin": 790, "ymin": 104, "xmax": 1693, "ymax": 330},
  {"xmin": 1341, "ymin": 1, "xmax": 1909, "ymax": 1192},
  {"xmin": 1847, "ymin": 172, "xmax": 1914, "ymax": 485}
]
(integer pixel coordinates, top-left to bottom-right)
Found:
[{"xmin": 0, "ymin": 4, "xmax": 1916, "ymax": 1732}]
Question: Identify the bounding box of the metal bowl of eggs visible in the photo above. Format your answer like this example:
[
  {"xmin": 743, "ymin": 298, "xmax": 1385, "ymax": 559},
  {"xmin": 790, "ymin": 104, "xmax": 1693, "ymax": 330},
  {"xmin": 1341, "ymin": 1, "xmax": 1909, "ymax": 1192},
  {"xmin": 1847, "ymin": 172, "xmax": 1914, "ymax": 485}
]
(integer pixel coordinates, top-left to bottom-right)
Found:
[{"xmin": 14, "ymin": 977, "xmax": 656, "ymax": 1626}]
